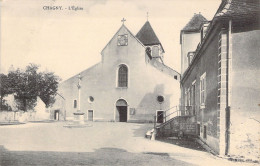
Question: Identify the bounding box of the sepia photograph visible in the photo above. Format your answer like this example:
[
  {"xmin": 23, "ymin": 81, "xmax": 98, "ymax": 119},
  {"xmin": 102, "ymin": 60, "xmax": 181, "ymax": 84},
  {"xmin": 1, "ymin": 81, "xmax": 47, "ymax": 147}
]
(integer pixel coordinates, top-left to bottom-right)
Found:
[{"xmin": 0, "ymin": 0, "xmax": 259, "ymax": 165}]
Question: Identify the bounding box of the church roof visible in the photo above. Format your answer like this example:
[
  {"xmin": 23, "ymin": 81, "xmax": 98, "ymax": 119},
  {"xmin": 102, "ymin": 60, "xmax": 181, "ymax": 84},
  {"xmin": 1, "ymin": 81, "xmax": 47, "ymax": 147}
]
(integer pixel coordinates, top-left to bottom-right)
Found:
[
  {"xmin": 182, "ymin": 13, "xmax": 208, "ymax": 32},
  {"xmin": 136, "ymin": 21, "xmax": 162, "ymax": 46},
  {"xmin": 150, "ymin": 59, "xmax": 180, "ymax": 79}
]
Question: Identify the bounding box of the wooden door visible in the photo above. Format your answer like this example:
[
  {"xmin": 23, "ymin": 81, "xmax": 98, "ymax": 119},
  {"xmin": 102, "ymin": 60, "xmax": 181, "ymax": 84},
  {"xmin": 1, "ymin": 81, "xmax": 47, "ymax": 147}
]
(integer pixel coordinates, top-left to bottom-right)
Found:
[
  {"xmin": 157, "ymin": 111, "xmax": 164, "ymax": 123},
  {"xmin": 88, "ymin": 110, "xmax": 93, "ymax": 121}
]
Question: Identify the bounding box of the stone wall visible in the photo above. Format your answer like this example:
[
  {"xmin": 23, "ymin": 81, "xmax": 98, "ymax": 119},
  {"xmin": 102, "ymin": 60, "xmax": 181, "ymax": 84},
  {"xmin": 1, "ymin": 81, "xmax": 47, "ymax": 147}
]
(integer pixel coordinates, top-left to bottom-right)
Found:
[
  {"xmin": 157, "ymin": 116, "xmax": 196, "ymax": 137},
  {"xmin": 0, "ymin": 110, "xmax": 49, "ymax": 122},
  {"xmin": 181, "ymin": 24, "xmax": 221, "ymax": 153},
  {"xmin": 229, "ymin": 30, "xmax": 260, "ymax": 160}
]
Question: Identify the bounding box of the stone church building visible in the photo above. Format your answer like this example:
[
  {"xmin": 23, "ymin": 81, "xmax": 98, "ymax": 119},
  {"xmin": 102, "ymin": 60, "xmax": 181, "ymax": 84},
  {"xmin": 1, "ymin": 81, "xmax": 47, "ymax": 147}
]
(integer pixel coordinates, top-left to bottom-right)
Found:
[{"xmin": 52, "ymin": 20, "xmax": 180, "ymax": 123}]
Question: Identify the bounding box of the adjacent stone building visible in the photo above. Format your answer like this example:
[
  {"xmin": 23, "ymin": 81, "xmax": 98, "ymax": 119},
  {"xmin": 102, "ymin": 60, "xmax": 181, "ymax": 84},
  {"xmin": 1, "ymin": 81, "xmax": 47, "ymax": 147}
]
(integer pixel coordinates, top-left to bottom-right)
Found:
[
  {"xmin": 180, "ymin": 0, "xmax": 259, "ymax": 159},
  {"xmin": 52, "ymin": 21, "xmax": 180, "ymax": 123}
]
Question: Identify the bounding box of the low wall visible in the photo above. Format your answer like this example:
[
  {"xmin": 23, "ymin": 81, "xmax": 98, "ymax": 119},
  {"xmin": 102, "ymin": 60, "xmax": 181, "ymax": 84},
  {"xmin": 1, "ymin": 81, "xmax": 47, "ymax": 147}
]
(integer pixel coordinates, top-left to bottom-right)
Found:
[
  {"xmin": 0, "ymin": 110, "xmax": 50, "ymax": 122},
  {"xmin": 157, "ymin": 116, "xmax": 196, "ymax": 137},
  {"xmin": 0, "ymin": 111, "xmax": 17, "ymax": 122}
]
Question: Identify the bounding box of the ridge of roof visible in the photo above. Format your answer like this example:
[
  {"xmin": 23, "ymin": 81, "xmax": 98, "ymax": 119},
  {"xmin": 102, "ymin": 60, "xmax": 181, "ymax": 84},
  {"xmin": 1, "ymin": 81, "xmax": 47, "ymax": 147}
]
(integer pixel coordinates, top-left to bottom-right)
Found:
[{"xmin": 182, "ymin": 13, "xmax": 208, "ymax": 32}]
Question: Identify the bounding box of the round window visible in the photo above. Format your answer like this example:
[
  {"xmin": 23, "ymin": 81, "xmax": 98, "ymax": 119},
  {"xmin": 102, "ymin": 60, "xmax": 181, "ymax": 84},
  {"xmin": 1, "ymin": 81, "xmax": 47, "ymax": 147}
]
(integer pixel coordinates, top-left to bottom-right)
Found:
[
  {"xmin": 88, "ymin": 96, "xmax": 94, "ymax": 103},
  {"xmin": 157, "ymin": 95, "xmax": 164, "ymax": 103}
]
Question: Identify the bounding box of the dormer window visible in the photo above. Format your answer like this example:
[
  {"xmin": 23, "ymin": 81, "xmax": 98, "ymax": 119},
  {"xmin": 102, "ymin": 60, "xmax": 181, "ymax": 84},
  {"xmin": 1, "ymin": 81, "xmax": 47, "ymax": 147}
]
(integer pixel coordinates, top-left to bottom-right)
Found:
[
  {"xmin": 200, "ymin": 22, "xmax": 210, "ymax": 42},
  {"xmin": 187, "ymin": 52, "xmax": 195, "ymax": 65}
]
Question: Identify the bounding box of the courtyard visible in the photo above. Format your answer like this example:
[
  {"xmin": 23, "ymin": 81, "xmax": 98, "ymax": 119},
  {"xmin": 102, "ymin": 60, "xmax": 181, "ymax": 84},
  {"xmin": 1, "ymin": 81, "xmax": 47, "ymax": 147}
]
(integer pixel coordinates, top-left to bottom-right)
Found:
[{"xmin": 0, "ymin": 122, "xmax": 256, "ymax": 166}]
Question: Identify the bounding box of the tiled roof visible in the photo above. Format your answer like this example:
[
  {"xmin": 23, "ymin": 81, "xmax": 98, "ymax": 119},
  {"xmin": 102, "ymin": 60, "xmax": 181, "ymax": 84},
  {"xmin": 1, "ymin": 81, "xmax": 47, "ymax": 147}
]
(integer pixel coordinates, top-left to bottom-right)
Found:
[
  {"xmin": 181, "ymin": 0, "xmax": 259, "ymax": 81},
  {"xmin": 136, "ymin": 21, "xmax": 161, "ymax": 46},
  {"xmin": 182, "ymin": 13, "xmax": 208, "ymax": 32},
  {"xmin": 215, "ymin": 0, "xmax": 260, "ymax": 19}
]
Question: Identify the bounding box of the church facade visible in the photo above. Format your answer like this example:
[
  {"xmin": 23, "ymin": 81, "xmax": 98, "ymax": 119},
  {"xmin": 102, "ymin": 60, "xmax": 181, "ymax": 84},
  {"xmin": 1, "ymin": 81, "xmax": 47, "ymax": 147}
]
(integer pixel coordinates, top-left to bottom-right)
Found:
[{"xmin": 52, "ymin": 21, "xmax": 180, "ymax": 123}]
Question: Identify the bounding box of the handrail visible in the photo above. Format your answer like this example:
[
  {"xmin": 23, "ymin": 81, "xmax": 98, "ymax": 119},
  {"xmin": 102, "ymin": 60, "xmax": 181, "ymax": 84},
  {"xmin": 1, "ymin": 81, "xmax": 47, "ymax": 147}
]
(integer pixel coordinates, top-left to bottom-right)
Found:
[
  {"xmin": 155, "ymin": 105, "xmax": 178, "ymax": 118},
  {"xmin": 164, "ymin": 109, "xmax": 179, "ymax": 119},
  {"xmin": 153, "ymin": 106, "xmax": 180, "ymax": 134},
  {"xmin": 154, "ymin": 105, "xmax": 180, "ymax": 125},
  {"xmin": 152, "ymin": 105, "xmax": 198, "ymax": 139},
  {"xmin": 154, "ymin": 105, "xmax": 197, "ymax": 125},
  {"xmin": 164, "ymin": 105, "xmax": 178, "ymax": 112}
]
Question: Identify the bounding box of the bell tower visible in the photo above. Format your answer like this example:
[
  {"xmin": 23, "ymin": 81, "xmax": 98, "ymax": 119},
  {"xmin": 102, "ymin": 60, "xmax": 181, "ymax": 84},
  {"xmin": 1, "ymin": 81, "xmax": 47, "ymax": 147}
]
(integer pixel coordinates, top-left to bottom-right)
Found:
[{"xmin": 136, "ymin": 20, "xmax": 165, "ymax": 63}]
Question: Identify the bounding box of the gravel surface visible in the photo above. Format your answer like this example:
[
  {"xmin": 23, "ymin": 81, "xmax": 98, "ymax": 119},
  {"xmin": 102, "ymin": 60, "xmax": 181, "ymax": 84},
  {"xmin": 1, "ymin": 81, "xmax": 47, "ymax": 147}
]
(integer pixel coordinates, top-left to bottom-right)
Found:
[{"xmin": 0, "ymin": 122, "xmax": 256, "ymax": 166}]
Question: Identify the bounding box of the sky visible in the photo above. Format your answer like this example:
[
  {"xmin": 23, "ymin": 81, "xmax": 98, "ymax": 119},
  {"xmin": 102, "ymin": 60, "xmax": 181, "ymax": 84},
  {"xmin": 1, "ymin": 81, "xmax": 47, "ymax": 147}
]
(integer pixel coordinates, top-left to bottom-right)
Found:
[{"xmin": 0, "ymin": 0, "xmax": 221, "ymax": 80}]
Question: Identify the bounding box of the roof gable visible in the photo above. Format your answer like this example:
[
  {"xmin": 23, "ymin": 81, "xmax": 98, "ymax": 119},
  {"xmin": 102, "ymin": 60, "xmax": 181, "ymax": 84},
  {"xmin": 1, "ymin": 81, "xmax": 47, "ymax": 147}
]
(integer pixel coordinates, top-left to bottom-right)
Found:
[
  {"xmin": 182, "ymin": 13, "xmax": 208, "ymax": 32},
  {"xmin": 101, "ymin": 24, "xmax": 144, "ymax": 55}
]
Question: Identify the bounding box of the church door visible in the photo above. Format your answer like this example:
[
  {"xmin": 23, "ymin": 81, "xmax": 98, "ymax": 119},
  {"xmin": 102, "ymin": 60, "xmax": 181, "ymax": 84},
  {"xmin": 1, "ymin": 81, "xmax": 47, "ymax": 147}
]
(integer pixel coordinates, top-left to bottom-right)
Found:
[
  {"xmin": 54, "ymin": 110, "xmax": 59, "ymax": 120},
  {"xmin": 117, "ymin": 106, "xmax": 127, "ymax": 122},
  {"xmin": 157, "ymin": 111, "xmax": 164, "ymax": 123},
  {"xmin": 116, "ymin": 99, "xmax": 128, "ymax": 122}
]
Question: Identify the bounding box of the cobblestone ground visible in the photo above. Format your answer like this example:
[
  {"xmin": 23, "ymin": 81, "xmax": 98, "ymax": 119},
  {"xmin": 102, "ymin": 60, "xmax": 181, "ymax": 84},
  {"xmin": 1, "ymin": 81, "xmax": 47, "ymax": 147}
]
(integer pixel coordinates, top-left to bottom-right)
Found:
[{"xmin": 0, "ymin": 122, "xmax": 257, "ymax": 166}]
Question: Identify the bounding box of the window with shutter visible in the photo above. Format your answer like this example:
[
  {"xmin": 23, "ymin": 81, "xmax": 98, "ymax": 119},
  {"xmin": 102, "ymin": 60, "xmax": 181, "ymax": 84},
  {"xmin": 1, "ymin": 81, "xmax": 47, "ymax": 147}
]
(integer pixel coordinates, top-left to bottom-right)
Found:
[{"xmin": 200, "ymin": 73, "xmax": 206, "ymax": 107}]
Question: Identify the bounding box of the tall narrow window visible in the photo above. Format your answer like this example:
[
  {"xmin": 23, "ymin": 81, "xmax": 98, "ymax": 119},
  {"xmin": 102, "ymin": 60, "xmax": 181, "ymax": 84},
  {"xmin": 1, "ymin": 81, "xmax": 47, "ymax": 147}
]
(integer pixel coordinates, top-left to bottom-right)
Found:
[
  {"xmin": 73, "ymin": 100, "xmax": 77, "ymax": 108},
  {"xmin": 200, "ymin": 73, "xmax": 206, "ymax": 107},
  {"xmin": 185, "ymin": 89, "xmax": 188, "ymax": 107},
  {"xmin": 118, "ymin": 65, "xmax": 128, "ymax": 87},
  {"xmin": 192, "ymin": 82, "xmax": 196, "ymax": 115},
  {"xmin": 203, "ymin": 125, "xmax": 207, "ymax": 139},
  {"xmin": 187, "ymin": 88, "xmax": 191, "ymax": 106},
  {"xmin": 186, "ymin": 88, "xmax": 192, "ymax": 115}
]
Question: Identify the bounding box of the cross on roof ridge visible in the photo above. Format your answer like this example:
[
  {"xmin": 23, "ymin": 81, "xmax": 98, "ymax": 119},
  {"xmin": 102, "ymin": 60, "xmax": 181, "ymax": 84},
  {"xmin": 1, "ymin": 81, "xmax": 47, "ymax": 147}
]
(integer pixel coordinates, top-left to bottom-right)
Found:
[{"xmin": 121, "ymin": 18, "xmax": 126, "ymax": 24}]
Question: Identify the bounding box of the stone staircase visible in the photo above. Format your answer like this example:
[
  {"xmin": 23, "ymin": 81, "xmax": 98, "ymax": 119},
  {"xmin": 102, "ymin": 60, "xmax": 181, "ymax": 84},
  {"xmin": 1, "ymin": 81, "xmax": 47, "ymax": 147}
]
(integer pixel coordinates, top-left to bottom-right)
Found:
[{"xmin": 152, "ymin": 106, "xmax": 197, "ymax": 138}]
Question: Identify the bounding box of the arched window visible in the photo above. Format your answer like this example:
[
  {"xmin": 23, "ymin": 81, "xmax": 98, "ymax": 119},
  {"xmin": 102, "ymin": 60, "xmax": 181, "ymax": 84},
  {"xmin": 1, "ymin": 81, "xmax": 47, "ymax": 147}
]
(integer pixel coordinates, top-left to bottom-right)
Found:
[{"xmin": 118, "ymin": 65, "xmax": 128, "ymax": 87}]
